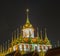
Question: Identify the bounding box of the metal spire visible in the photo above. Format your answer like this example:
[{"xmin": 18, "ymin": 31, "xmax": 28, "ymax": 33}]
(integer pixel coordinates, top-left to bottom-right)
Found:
[
  {"xmin": 37, "ymin": 27, "xmax": 39, "ymax": 37},
  {"xmin": 8, "ymin": 40, "xmax": 10, "ymax": 49},
  {"xmin": 12, "ymin": 32, "xmax": 14, "ymax": 47},
  {"xmin": 44, "ymin": 28, "xmax": 48, "ymax": 40},
  {"xmin": 40, "ymin": 29, "xmax": 43, "ymax": 40},
  {"xmin": 2, "ymin": 43, "xmax": 4, "ymax": 53},
  {"xmin": 14, "ymin": 30, "xmax": 16, "ymax": 40},
  {"xmin": 26, "ymin": 9, "xmax": 30, "ymax": 23},
  {"xmin": 44, "ymin": 28, "xmax": 51, "ymax": 44},
  {"xmin": 17, "ymin": 28, "xmax": 19, "ymax": 39},
  {"xmin": 12, "ymin": 32, "xmax": 14, "ymax": 43},
  {"xmin": 20, "ymin": 26, "xmax": 22, "ymax": 36},
  {"xmin": 5, "ymin": 41, "xmax": 7, "ymax": 52}
]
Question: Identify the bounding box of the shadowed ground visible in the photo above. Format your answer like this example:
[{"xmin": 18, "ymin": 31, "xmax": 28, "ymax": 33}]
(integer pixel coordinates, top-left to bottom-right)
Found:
[{"xmin": 45, "ymin": 47, "xmax": 60, "ymax": 56}]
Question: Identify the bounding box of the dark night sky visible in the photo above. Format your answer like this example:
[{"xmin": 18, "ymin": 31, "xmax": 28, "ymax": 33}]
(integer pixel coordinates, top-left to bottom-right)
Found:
[{"xmin": 0, "ymin": 0, "xmax": 60, "ymax": 45}]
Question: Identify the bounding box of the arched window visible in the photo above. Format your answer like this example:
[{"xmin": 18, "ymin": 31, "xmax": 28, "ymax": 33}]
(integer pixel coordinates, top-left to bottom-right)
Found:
[
  {"xmin": 40, "ymin": 45, "xmax": 42, "ymax": 50},
  {"xmin": 26, "ymin": 44, "xmax": 28, "ymax": 48},
  {"xmin": 48, "ymin": 46, "xmax": 50, "ymax": 49},
  {"xmin": 22, "ymin": 44, "xmax": 24, "ymax": 49},
  {"xmin": 43, "ymin": 46, "xmax": 45, "ymax": 50}
]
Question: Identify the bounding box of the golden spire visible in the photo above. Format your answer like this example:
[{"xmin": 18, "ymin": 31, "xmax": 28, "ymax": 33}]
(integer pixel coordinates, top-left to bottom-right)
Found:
[
  {"xmin": 40, "ymin": 29, "xmax": 43, "ymax": 40},
  {"xmin": 8, "ymin": 40, "xmax": 10, "ymax": 49},
  {"xmin": 45, "ymin": 28, "xmax": 47, "ymax": 38},
  {"xmin": 17, "ymin": 28, "xmax": 19, "ymax": 39},
  {"xmin": 5, "ymin": 41, "xmax": 7, "ymax": 51},
  {"xmin": 40, "ymin": 29, "xmax": 43, "ymax": 44},
  {"xmin": 12, "ymin": 30, "xmax": 17, "ymax": 45},
  {"xmin": 12, "ymin": 32, "xmax": 14, "ymax": 42},
  {"xmin": 37, "ymin": 27, "xmax": 39, "ymax": 37},
  {"xmin": 44, "ymin": 28, "xmax": 48, "ymax": 41},
  {"xmin": 44, "ymin": 28, "xmax": 50, "ymax": 44},
  {"xmin": 19, "ymin": 26, "xmax": 21, "ymax": 36},
  {"xmin": 14, "ymin": 30, "xmax": 16, "ymax": 40},
  {"xmin": 23, "ymin": 9, "xmax": 33, "ymax": 28},
  {"xmin": 11, "ymin": 32, "xmax": 14, "ymax": 46},
  {"xmin": 26, "ymin": 9, "xmax": 30, "ymax": 24},
  {"xmin": 2, "ymin": 43, "xmax": 4, "ymax": 53}
]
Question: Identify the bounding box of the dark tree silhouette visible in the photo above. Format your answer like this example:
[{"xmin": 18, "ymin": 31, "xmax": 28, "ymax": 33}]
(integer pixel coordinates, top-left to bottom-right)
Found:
[
  {"xmin": 14, "ymin": 50, "xmax": 22, "ymax": 56},
  {"xmin": 32, "ymin": 50, "xmax": 39, "ymax": 56}
]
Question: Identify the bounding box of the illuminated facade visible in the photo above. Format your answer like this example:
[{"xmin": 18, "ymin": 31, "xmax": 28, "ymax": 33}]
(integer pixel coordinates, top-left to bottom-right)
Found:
[{"xmin": 0, "ymin": 9, "xmax": 52, "ymax": 56}]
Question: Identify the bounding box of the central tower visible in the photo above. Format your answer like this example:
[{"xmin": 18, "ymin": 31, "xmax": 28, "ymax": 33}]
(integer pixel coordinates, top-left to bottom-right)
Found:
[{"xmin": 22, "ymin": 9, "xmax": 34, "ymax": 38}]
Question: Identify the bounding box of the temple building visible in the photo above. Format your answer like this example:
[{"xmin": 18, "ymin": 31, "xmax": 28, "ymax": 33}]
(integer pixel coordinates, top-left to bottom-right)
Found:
[{"xmin": 0, "ymin": 9, "xmax": 52, "ymax": 56}]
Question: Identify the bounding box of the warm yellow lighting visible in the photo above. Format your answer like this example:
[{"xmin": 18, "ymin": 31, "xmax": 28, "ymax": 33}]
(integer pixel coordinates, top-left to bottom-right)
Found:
[
  {"xmin": 32, "ymin": 38, "xmax": 37, "ymax": 43},
  {"xmin": 15, "ymin": 45, "xmax": 19, "ymax": 50},
  {"xmin": 26, "ymin": 9, "xmax": 29, "ymax": 12},
  {"xmin": 23, "ymin": 38, "xmax": 29, "ymax": 42},
  {"xmin": 9, "ymin": 47, "xmax": 12, "ymax": 52}
]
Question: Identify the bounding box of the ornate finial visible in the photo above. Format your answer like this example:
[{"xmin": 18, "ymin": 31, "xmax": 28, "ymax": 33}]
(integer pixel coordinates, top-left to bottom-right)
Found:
[
  {"xmin": 26, "ymin": 9, "xmax": 30, "ymax": 23},
  {"xmin": 26, "ymin": 9, "xmax": 29, "ymax": 12}
]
